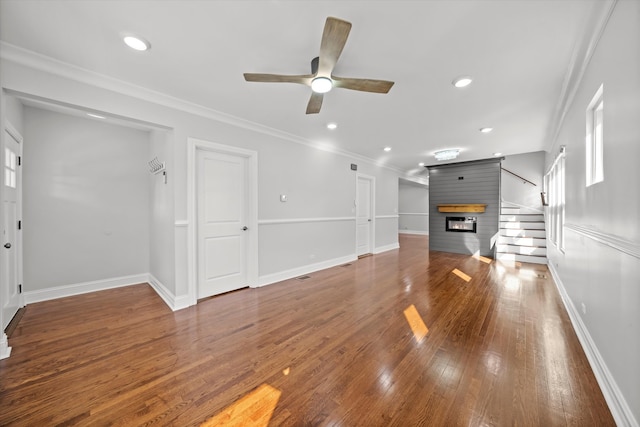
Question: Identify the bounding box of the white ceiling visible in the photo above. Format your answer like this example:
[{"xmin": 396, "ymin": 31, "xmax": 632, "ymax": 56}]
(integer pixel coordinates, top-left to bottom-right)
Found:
[{"xmin": 0, "ymin": 0, "xmax": 600, "ymax": 175}]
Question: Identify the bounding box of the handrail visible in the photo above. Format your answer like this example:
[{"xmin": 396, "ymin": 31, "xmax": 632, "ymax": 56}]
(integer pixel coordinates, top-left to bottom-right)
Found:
[{"xmin": 501, "ymin": 167, "xmax": 537, "ymax": 186}]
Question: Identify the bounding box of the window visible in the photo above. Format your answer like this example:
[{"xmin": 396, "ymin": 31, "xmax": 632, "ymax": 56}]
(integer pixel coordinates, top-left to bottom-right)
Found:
[
  {"xmin": 545, "ymin": 148, "xmax": 565, "ymax": 251},
  {"xmin": 4, "ymin": 147, "xmax": 16, "ymax": 189},
  {"xmin": 586, "ymin": 84, "xmax": 604, "ymax": 186}
]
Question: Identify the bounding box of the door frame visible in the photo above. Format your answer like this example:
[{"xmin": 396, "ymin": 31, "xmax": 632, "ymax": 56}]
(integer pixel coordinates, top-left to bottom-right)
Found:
[
  {"xmin": 355, "ymin": 173, "xmax": 375, "ymax": 256},
  {"xmin": 1, "ymin": 120, "xmax": 24, "ymax": 359},
  {"xmin": 187, "ymin": 138, "xmax": 258, "ymax": 306}
]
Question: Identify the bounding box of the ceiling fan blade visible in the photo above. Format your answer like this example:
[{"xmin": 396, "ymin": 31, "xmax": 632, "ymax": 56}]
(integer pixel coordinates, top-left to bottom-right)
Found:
[
  {"xmin": 317, "ymin": 17, "xmax": 352, "ymax": 76},
  {"xmin": 244, "ymin": 73, "xmax": 313, "ymax": 85},
  {"xmin": 306, "ymin": 92, "xmax": 324, "ymax": 114},
  {"xmin": 332, "ymin": 76, "xmax": 395, "ymax": 93}
]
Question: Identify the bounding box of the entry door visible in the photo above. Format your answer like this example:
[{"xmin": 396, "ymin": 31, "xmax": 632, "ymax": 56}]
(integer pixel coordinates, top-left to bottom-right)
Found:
[
  {"xmin": 196, "ymin": 149, "xmax": 249, "ymax": 299},
  {"xmin": 2, "ymin": 128, "xmax": 22, "ymax": 329},
  {"xmin": 356, "ymin": 175, "xmax": 374, "ymax": 256}
]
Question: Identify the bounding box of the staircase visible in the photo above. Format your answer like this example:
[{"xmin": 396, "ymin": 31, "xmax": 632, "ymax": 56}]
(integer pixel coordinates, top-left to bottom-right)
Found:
[{"xmin": 496, "ymin": 202, "xmax": 547, "ymax": 264}]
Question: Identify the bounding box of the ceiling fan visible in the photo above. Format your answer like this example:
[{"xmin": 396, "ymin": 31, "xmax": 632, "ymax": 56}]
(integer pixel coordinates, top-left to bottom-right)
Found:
[{"xmin": 244, "ymin": 17, "xmax": 395, "ymax": 114}]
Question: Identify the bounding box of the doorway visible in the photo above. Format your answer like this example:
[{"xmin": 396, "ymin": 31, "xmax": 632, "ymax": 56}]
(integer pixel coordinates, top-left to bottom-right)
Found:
[
  {"xmin": 188, "ymin": 139, "xmax": 258, "ymax": 303},
  {"xmin": 356, "ymin": 174, "xmax": 375, "ymax": 256}
]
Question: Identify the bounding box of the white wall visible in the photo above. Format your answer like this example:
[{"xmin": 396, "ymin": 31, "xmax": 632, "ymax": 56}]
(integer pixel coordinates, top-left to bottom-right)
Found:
[
  {"xmin": 398, "ymin": 179, "xmax": 429, "ymax": 234},
  {"xmin": 546, "ymin": 1, "xmax": 640, "ymax": 425},
  {"xmin": 0, "ymin": 48, "xmax": 400, "ymax": 305},
  {"xmin": 501, "ymin": 151, "xmax": 544, "ymax": 209},
  {"xmin": 22, "ymin": 107, "xmax": 150, "ymax": 291}
]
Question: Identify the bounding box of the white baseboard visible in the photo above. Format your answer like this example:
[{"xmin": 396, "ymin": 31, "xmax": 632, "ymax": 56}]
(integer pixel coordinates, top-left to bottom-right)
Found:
[
  {"xmin": 374, "ymin": 242, "xmax": 400, "ymax": 254},
  {"xmin": 548, "ymin": 262, "xmax": 638, "ymax": 427},
  {"xmin": 147, "ymin": 274, "xmax": 190, "ymax": 311},
  {"xmin": 399, "ymin": 229, "xmax": 429, "ymax": 235},
  {"xmin": 257, "ymin": 254, "xmax": 357, "ymax": 287},
  {"xmin": 0, "ymin": 333, "xmax": 11, "ymax": 360},
  {"xmin": 23, "ymin": 273, "xmax": 149, "ymax": 304}
]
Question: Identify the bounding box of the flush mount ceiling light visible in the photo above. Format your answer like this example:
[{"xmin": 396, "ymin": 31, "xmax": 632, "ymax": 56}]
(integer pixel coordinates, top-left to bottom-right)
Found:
[
  {"xmin": 384, "ymin": 146, "xmax": 392, "ymax": 152},
  {"xmin": 123, "ymin": 35, "xmax": 150, "ymax": 51},
  {"xmin": 479, "ymin": 127, "xmax": 493, "ymax": 133},
  {"xmin": 311, "ymin": 77, "xmax": 333, "ymax": 93},
  {"xmin": 434, "ymin": 149, "xmax": 460, "ymax": 161},
  {"xmin": 452, "ymin": 76, "xmax": 472, "ymax": 88},
  {"xmin": 327, "ymin": 122, "xmax": 337, "ymax": 130}
]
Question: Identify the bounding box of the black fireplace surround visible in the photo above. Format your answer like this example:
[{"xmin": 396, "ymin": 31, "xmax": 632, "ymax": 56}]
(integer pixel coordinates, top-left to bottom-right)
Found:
[{"xmin": 446, "ymin": 216, "xmax": 477, "ymax": 233}]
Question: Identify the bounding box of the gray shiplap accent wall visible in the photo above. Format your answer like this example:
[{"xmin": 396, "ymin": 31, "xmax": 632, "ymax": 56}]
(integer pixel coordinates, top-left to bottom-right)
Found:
[{"xmin": 427, "ymin": 159, "xmax": 501, "ymax": 256}]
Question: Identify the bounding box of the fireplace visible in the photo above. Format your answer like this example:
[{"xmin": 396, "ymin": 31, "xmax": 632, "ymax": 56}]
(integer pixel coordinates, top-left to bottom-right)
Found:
[{"xmin": 446, "ymin": 216, "xmax": 477, "ymax": 233}]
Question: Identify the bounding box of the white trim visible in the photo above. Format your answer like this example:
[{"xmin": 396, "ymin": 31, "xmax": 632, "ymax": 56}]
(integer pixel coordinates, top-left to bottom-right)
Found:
[
  {"xmin": 548, "ymin": 262, "xmax": 638, "ymax": 427},
  {"xmin": 258, "ymin": 217, "xmax": 354, "ymax": 225},
  {"xmin": 399, "ymin": 230, "xmax": 429, "ymax": 235},
  {"xmin": 257, "ymin": 254, "xmax": 357, "ymax": 287},
  {"xmin": 565, "ymin": 224, "xmax": 640, "ymax": 260},
  {"xmin": 398, "ymin": 212, "xmax": 429, "ymax": 216},
  {"xmin": 375, "ymin": 214, "xmax": 399, "ymax": 219},
  {"xmin": 545, "ymin": 0, "xmax": 617, "ymax": 152},
  {"xmin": 147, "ymin": 273, "xmax": 189, "ymax": 311},
  {"xmin": 187, "ymin": 138, "xmax": 259, "ymax": 307},
  {"xmin": 22, "ymin": 273, "xmax": 148, "ymax": 304},
  {"xmin": 174, "ymin": 220, "xmax": 188, "ymax": 227},
  {"xmin": 374, "ymin": 242, "xmax": 400, "ymax": 254},
  {"xmin": 0, "ymin": 333, "xmax": 11, "ymax": 360},
  {"xmin": 0, "ymin": 42, "xmax": 404, "ymax": 175}
]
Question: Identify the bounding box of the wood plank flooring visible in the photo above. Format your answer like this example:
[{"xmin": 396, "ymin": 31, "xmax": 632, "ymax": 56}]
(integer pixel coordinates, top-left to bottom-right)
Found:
[{"xmin": 0, "ymin": 235, "xmax": 614, "ymax": 426}]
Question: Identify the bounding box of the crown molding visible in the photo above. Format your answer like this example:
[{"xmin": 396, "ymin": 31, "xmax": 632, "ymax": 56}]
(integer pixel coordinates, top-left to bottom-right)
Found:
[
  {"xmin": 544, "ymin": 0, "xmax": 617, "ymax": 153},
  {"xmin": 0, "ymin": 41, "xmax": 404, "ymax": 175}
]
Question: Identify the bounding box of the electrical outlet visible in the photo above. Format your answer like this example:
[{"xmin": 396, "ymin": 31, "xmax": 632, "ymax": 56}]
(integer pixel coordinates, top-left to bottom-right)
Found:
[{"xmin": 581, "ymin": 303, "xmax": 587, "ymax": 315}]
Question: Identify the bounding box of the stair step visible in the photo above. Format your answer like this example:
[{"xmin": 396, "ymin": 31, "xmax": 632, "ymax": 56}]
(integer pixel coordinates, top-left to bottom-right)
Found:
[
  {"xmin": 497, "ymin": 244, "xmax": 547, "ymax": 256},
  {"xmin": 497, "ymin": 236, "xmax": 546, "ymax": 247},
  {"xmin": 500, "ymin": 229, "xmax": 546, "ymax": 238},
  {"xmin": 496, "ymin": 253, "xmax": 547, "ymax": 265},
  {"xmin": 500, "ymin": 221, "xmax": 546, "ymax": 230},
  {"xmin": 500, "ymin": 214, "xmax": 544, "ymax": 222},
  {"xmin": 500, "ymin": 204, "xmax": 543, "ymax": 215}
]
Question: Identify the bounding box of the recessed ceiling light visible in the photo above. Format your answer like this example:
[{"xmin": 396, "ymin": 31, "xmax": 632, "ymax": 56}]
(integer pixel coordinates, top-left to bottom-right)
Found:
[
  {"xmin": 123, "ymin": 35, "xmax": 150, "ymax": 51},
  {"xmin": 434, "ymin": 149, "xmax": 460, "ymax": 161},
  {"xmin": 87, "ymin": 113, "xmax": 105, "ymax": 119},
  {"xmin": 480, "ymin": 127, "xmax": 493, "ymax": 133},
  {"xmin": 452, "ymin": 76, "xmax": 472, "ymax": 88},
  {"xmin": 327, "ymin": 122, "xmax": 337, "ymax": 130},
  {"xmin": 311, "ymin": 77, "xmax": 333, "ymax": 93},
  {"xmin": 418, "ymin": 162, "xmax": 425, "ymax": 167},
  {"xmin": 384, "ymin": 146, "xmax": 392, "ymax": 152},
  {"xmin": 493, "ymin": 152, "xmax": 503, "ymax": 157}
]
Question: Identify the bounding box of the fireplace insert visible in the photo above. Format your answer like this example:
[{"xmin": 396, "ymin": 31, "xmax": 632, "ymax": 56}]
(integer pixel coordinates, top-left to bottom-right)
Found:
[{"xmin": 446, "ymin": 216, "xmax": 477, "ymax": 233}]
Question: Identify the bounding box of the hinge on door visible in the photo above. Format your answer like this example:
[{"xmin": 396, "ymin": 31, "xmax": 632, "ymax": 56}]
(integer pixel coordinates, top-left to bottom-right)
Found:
[
  {"xmin": 17, "ymin": 220, "xmax": 21, "ymax": 230},
  {"xmin": 18, "ymin": 156, "xmax": 21, "ymax": 166},
  {"xmin": 18, "ymin": 284, "xmax": 22, "ymax": 293}
]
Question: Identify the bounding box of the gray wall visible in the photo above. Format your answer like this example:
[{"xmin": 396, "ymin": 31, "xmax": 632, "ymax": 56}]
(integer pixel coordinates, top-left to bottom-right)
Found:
[
  {"xmin": 23, "ymin": 107, "xmax": 150, "ymax": 291},
  {"xmin": 428, "ymin": 159, "xmax": 500, "ymax": 257},
  {"xmin": 546, "ymin": 0, "xmax": 640, "ymax": 423},
  {"xmin": 501, "ymin": 151, "xmax": 544, "ymax": 209}
]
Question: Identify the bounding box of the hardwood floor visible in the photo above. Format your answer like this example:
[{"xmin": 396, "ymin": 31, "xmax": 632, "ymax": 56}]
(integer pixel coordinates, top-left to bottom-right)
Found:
[{"xmin": 0, "ymin": 235, "xmax": 614, "ymax": 426}]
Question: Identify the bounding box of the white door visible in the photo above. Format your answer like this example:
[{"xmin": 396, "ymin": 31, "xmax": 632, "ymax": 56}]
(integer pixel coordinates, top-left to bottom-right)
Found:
[
  {"xmin": 356, "ymin": 175, "xmax": 374, "ymax": 256},
  {"xmin": 2, "ymin": 127, "xmax": 22, "ymax": 329},
  {"xmin": 196, "ymin": 149, "xmax": 249, "ymax": 299}
]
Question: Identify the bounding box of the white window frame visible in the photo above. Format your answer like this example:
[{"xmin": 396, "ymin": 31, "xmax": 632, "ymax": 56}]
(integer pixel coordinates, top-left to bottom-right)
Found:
[
  {"xmin": 545, "ymin": 148, "xmax": 565, "ymax": 251},
  {"xmin": 586, "ymin": 84, "xmax": 604, "ymax": 186}
]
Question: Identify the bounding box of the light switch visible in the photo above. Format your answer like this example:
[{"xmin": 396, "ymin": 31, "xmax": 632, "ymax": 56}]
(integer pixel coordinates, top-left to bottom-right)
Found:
[{"xmin": 280, "ymin": 194, "xmax": 287, "ymax": 202}]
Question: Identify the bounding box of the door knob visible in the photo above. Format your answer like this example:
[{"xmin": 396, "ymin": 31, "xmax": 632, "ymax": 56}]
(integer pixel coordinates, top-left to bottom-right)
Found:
[
  {"xmin": 3, "ymin": 243, "xmax": 11, "ymax": 249},
  {"xmin": 241, "ymin": 226, "xmax": 248, "ymax": 231}
]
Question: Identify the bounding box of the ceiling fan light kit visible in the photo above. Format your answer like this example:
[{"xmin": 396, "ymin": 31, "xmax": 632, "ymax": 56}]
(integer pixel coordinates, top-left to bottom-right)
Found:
[{"xmin": 244, "ymin": 17, "xmax": 394, "ymax": 114}]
